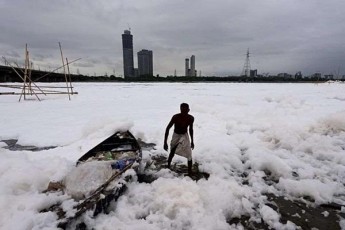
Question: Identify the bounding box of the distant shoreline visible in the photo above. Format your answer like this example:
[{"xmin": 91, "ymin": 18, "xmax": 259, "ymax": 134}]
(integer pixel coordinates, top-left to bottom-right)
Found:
[{"xmin": 0, "ymin": 65, "xmax": 343, "ymax": 83}]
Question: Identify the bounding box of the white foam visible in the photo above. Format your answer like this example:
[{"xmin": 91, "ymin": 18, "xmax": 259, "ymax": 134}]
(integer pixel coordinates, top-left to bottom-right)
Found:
[
  {"xmin": 1, "ymin": 83, "xmax": 345, "ymax": 229},
  {"xmin": 64, "ymin": 161, "xmax": 114, "ymax": 199}
]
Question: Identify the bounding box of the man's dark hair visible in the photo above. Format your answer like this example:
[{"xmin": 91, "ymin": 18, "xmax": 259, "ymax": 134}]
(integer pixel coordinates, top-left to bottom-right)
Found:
[{"xmin": 180, "ymin": 103, "xmax": 189, "ymax": 109}]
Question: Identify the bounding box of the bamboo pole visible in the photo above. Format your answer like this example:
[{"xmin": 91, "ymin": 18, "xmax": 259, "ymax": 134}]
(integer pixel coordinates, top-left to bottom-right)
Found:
[
  {"xmin": 2, "ymin": 92, "xmax": 78, "ymax": 95},
  {"xmin": 28, "ymin": 51, "xmax": 33, "ymax": 96},
  {"xmin": 66, "ymin": 57, "xmax": 74, "ymax": 94},
  {"xmin": 0, "ymin": 92, "xmax": 15, "ymax": 95},
  {"xmin": 0, "ymin": 85, "xmax": 76, "ymax": 94},
  {"xmin": 14, "ymin": 62, "xmax": 25, "ymax": 74},
  {"xmin": 0, "ymin": 84, "xmax": 24, "ymax": 89},
  {"xmin": 59, "ymin": 42, "xmax": 71, "ymax": 100},
  {"xmin": 20, "ymin": 44, "xmax": 28, "ymax": 101},
  {"xmin": 0, "ymin": 85, "xmax": 74, "ymax": 89},
  {"xmin": 34, "ymin": 58, "xmax": 81, "ymax": 82}
]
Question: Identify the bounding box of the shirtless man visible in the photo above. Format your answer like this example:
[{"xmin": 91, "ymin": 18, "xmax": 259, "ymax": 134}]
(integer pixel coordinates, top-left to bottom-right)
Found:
[{"xmin": 164, "ymin": 103, "xmax": 194, "ymax": 175}]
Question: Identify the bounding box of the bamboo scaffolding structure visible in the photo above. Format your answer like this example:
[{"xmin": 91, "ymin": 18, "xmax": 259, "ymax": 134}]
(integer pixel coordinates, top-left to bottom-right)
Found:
[
  {"xmin": 2, "ymin": 56, "xmax": 42, "ymax": 101},
  {"xmin": 1, "ymin": 43, "xmax": 79, "ymax": 101},
  {"xmin": 2, "ymin": 57, "xmax": 44, "ymax": 100}
]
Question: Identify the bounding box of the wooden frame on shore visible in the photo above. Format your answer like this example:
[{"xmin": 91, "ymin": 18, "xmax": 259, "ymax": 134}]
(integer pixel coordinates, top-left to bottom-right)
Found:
[{"xmin": 0, "ymin": 43, "xmax": 79, "ymax": 101}]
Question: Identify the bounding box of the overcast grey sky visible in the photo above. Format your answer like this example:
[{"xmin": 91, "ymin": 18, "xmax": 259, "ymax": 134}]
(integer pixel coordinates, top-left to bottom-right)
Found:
[{"xmin": 1, "ymin": 0, "xmax": 344, "ymax": 77}]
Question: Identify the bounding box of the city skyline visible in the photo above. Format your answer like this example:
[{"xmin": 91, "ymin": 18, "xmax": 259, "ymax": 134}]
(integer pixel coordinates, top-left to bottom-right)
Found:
[
  {"xmin": 122, "ymin": 30, "xmax": 153, "ymax": 78},
  {"xmin": 0, "ymin": 1, "xmax": 344, "ymax": 77}
]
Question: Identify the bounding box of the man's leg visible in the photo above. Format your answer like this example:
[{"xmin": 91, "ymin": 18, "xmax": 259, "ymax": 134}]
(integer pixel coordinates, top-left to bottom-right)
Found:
[
  {"xmin": 188, "ymin": 159, "xmax": 193, "ymax": 175},
  {"xmin": 167, "ymin": 146, "xmax": 177, "ymax": 169}
]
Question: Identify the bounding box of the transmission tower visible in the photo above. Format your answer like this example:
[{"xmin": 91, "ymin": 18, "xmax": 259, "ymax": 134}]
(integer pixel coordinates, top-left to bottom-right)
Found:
[{"xmin": 241, "ymin": 48, "xmax": 251, "ymax": 77}]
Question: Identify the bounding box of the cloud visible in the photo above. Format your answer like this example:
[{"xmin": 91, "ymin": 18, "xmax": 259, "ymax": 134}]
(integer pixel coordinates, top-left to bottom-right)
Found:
[{"xmin": 0, "ymin": 0, "xmax": 345, "ymax": 76}]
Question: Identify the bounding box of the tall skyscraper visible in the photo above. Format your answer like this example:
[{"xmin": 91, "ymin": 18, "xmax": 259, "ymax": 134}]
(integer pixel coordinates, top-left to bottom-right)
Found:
[
  {"xmin": 190, "ymin": 55, "xmax": 196, "ymax": 77},
  {"xmin": 185, "ymin": 58, "xmax": 189, "ymax": 77},
  {"xmin": 138, "ymin": 49, "xmax": 153, "ymax": 76},
  {"xmin": 185, "ymin": 55, "xmax": 196, "ymax": 77},
  {"xmin": 122, "ymin": 30, "xmax": 134, "ymax": 78}
]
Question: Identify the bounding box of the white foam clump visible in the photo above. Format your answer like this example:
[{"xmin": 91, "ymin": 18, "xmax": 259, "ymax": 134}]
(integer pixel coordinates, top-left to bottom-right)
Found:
[
  {"xmin": 311, "ymin": 111, "xmax": 345, "ymax": 135},
  {"xmin": 64, "ymin": 161, "xmax": 114, "ymax": 200},
  {"xmin": 260, "ymin": 205, "xmax": 297, "ymax": 230},
  {"xmin": 277, "ymin": 178, "xmax": 338, "ymax": 203},
  {"xmin": 247, "ymin": 148, "xmax": 292, "ymax": 178},
  {"xmin": 113, "ymin": 177, "xmax": 233, "ymax": 230}
]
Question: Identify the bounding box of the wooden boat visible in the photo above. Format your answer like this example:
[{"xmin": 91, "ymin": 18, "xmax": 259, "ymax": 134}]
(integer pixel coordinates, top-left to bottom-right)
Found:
[
  {"xmin": 76, "ymin": 130, "xmax": 142, "ymax": 165},
  {"xmin": 42, "ymin": 130, "xmax": 142, "ymax": 229}
]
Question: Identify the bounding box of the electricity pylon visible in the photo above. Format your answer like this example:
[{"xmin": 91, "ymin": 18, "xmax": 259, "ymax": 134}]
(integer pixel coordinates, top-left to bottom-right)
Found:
[{"xmin": 241, "ymin": 48, "xmax": 251, "ymax": 77}]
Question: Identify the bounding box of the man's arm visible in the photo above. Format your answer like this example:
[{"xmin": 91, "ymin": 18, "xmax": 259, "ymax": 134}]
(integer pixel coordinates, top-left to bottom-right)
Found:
[
  {"xmin": 164, "ymin": 116, "xmax": 175, "ymax": 151},
  {"xmin": 189, "ymin": 116, "xmax": 194, "ymax": 150}
]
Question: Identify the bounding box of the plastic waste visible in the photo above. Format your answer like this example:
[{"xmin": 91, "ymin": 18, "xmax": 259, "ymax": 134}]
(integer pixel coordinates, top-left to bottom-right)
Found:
[
  {"xmin": 105, "ymin": 152, "xmax": 113, "ymax": 160},
  {"xmin": 111, "ymin": 159, "xmax": 135, "ymax": 170}
]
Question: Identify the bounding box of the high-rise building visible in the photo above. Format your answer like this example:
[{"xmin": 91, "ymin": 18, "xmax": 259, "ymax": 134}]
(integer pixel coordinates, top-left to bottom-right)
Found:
[
  {"xmin": 190, "ymin": 55, "xmax": 196, "ymax": 77},
  {"xmin": 138, "ymin": 49, "xmax": 153, "ymax": 76},
  {"xmin": 122, "ymin": 30, "xmax": 134, "ymax": 78},
  {"xmin": 185, "ymin": 58, "xmax": 189, "ymax": 77},
  {"xmin": 185, "ymin": 55, "xmax": 196, "ymax": 77}
]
